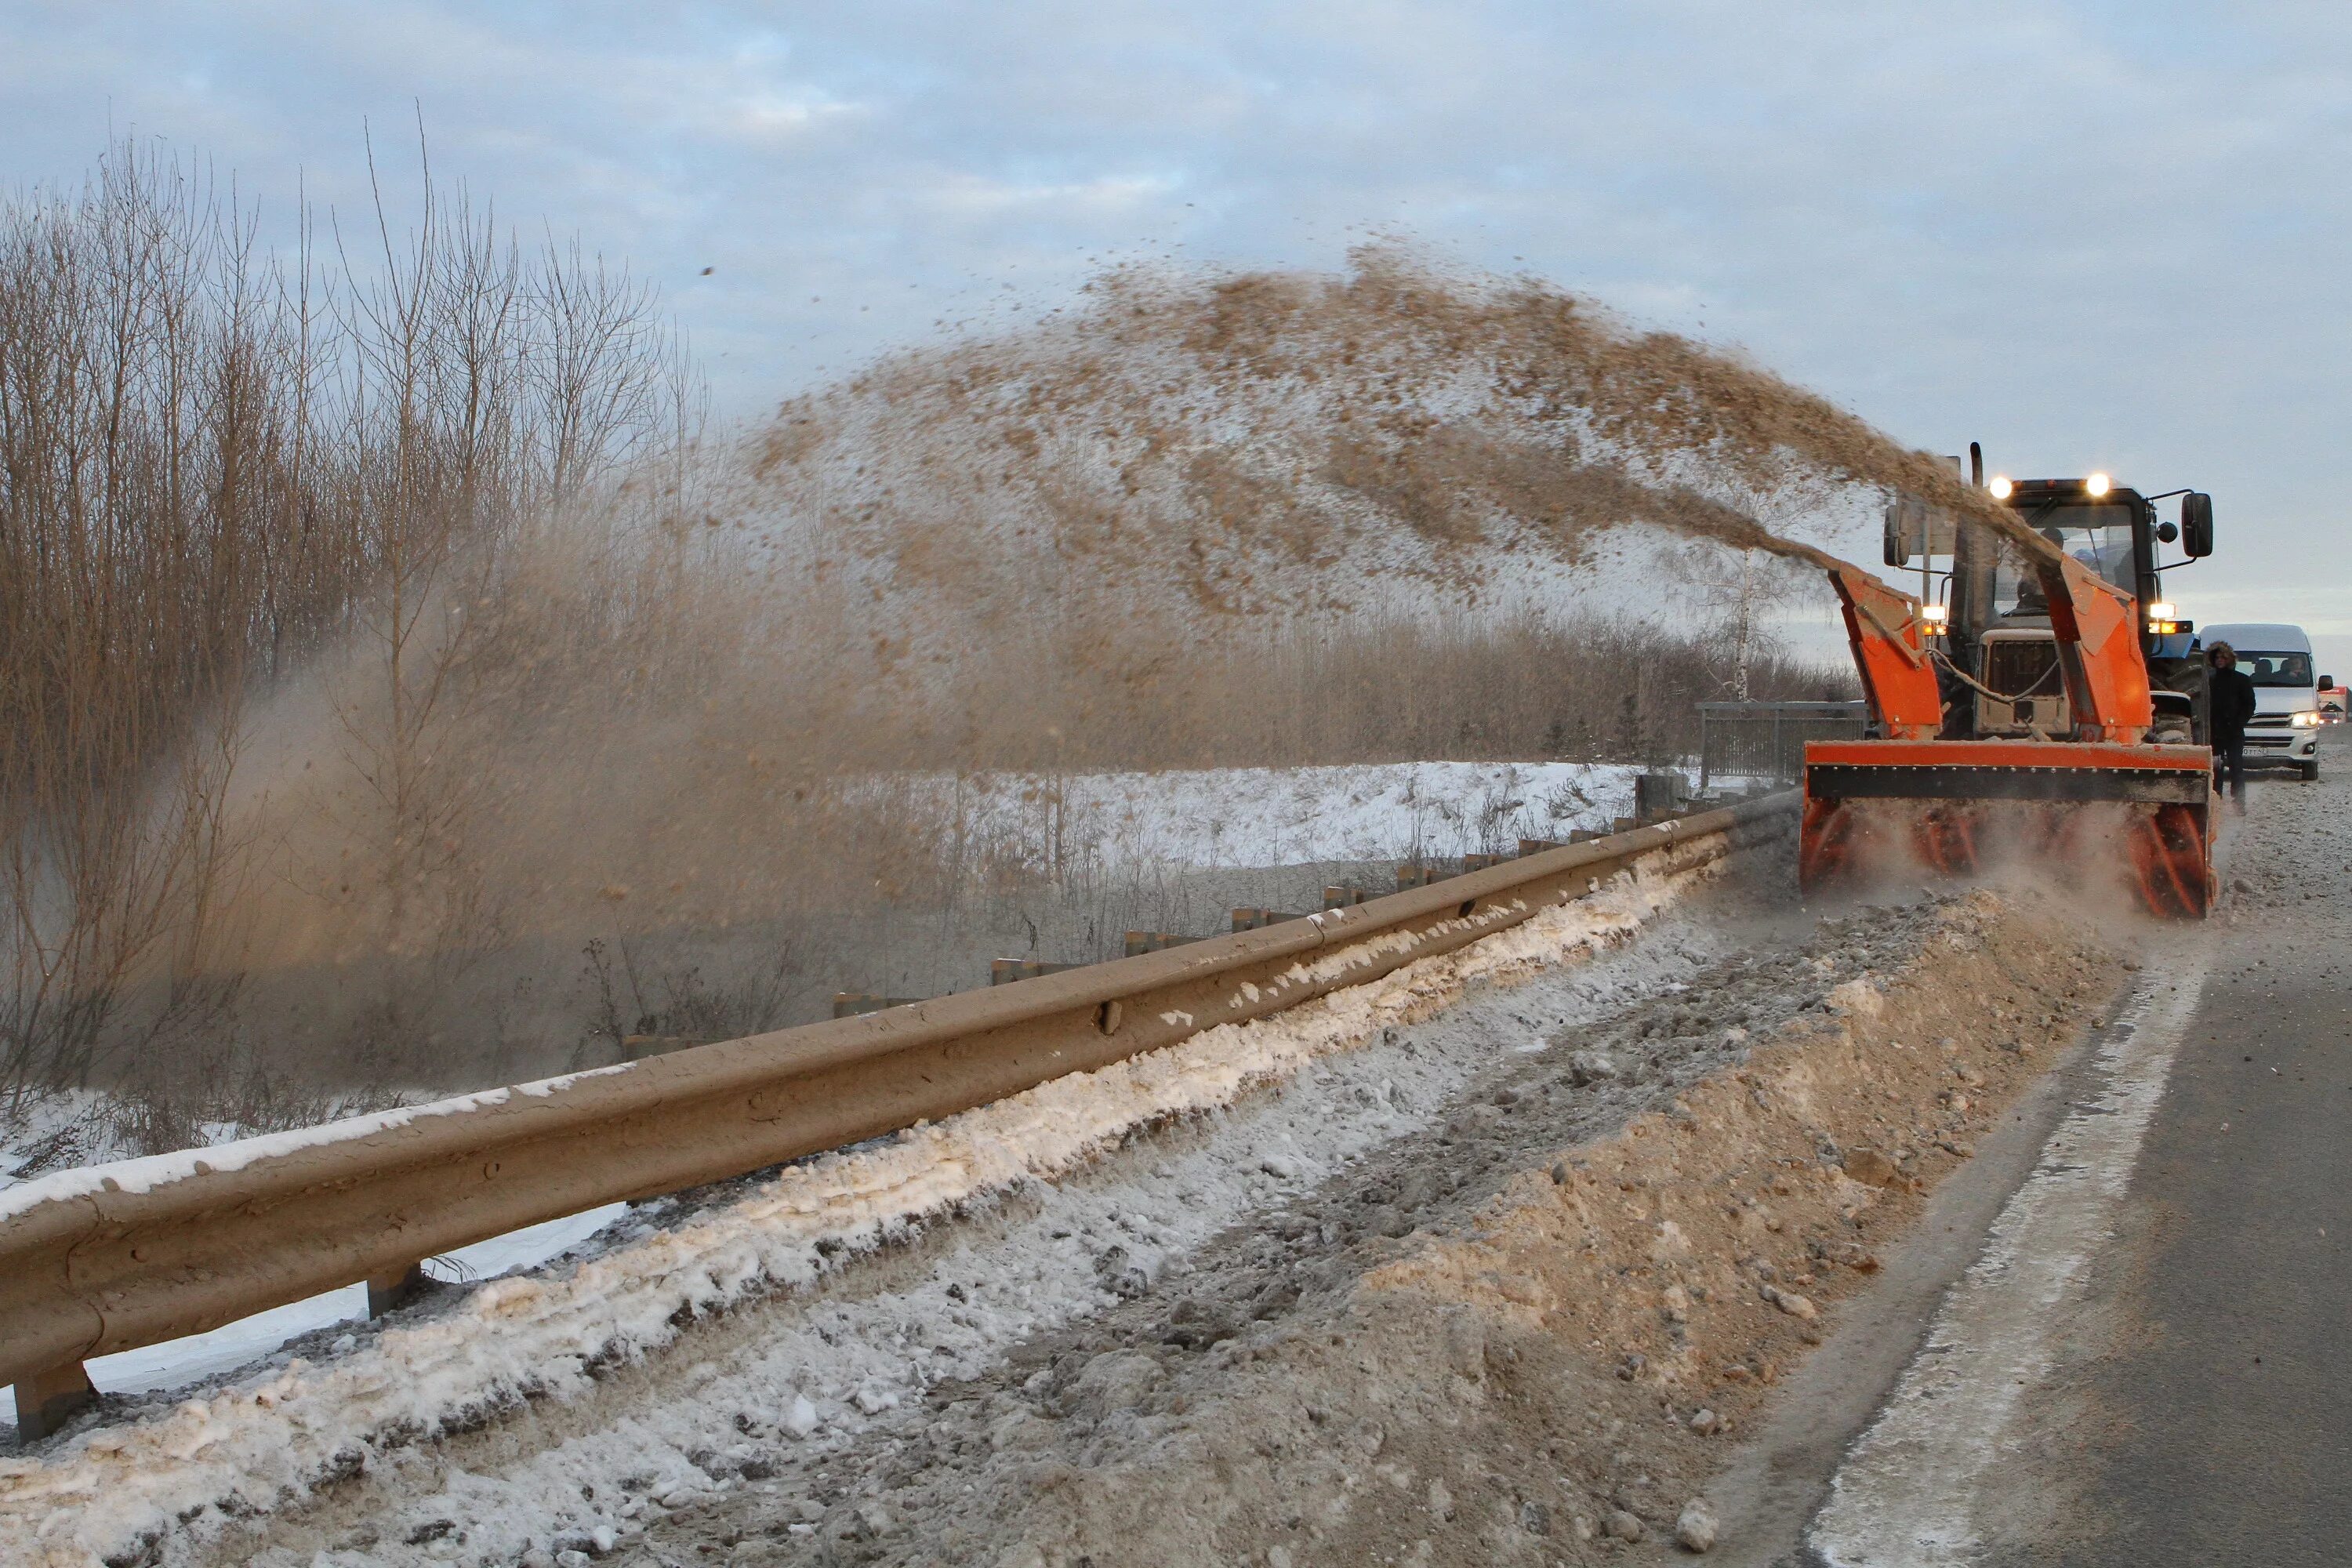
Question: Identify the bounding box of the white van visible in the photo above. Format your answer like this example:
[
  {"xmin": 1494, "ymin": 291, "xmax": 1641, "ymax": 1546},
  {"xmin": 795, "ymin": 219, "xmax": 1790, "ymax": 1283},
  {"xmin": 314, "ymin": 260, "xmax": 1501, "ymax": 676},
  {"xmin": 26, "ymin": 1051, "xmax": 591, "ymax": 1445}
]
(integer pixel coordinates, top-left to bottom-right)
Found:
[{"xmin": 2201, "ymin": 622, "xmax": 2325, "ymax": 780}]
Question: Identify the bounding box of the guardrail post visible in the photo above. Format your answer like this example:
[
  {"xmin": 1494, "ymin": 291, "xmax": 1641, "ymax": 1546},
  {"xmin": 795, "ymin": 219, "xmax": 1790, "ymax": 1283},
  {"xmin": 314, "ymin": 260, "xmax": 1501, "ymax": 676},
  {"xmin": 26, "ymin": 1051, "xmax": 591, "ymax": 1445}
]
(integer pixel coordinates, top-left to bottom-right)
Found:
[
  {"xmin": 990, "ymin": 959, "xmax": 1083, "ymax": 985},
  {"xmin": 1635, "ymin": 770, "xmax": 1688, "ymax": 822},
  {"xmin": 367, "ymin": 1262, "xmax": 426, "ymax": 1318},
  {"xmin": 12, "ymin": 1359, "xmax": 96, "ymax": 1441},
  {"xmin": 1123, "ymin": 931, "xmax": 1200, "ymax": 956},
  {"xmin": 621, "ymin": 1033, "xmax": 710, "ymax": 1061}
]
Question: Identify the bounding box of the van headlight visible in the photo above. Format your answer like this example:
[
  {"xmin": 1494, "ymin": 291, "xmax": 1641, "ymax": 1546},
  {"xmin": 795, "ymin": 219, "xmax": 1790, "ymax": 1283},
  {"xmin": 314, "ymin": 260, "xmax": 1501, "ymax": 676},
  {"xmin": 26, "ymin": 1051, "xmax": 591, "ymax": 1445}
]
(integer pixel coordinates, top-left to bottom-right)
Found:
[{"xmin": 2292, "ymin": 710, "xmax": 2325, "ymax": 728}]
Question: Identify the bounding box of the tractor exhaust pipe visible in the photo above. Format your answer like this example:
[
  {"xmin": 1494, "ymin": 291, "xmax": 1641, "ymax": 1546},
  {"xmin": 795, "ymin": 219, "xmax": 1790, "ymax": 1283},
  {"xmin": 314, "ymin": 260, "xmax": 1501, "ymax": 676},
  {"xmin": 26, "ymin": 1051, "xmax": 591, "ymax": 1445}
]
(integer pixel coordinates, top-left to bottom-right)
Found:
[{"xmin": 1969, "ymin": 441, "xmax": 1984, "ymax": 488}]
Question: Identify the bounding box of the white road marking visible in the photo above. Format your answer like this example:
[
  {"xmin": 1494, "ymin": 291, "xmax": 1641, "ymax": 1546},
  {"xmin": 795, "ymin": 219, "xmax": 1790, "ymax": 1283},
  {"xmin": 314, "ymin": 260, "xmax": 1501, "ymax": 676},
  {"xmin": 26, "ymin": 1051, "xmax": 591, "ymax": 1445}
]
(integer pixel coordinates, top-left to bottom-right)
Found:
[{"xmin": 1806, "ymin": 949, "xmax": 2214, "ymax": 1565}]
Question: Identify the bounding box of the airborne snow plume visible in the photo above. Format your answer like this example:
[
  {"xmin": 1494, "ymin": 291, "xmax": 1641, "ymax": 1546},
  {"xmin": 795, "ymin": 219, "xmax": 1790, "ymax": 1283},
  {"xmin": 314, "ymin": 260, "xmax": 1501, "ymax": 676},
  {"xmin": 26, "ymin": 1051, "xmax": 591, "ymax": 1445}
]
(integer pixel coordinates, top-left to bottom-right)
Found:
[
  {"xmin": 15, "ymin": 244, "xmax": 1912, "ymax": 1164},
  {"xmin": 736, "ymin": 245, "xmax": 1973, "ymax": 650}
]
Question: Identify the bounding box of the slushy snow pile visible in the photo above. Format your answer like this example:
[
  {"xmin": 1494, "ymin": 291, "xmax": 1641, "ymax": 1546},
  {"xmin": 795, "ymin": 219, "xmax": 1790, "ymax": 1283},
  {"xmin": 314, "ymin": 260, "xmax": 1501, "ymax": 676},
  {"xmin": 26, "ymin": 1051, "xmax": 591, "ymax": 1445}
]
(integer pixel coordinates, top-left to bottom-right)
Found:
[{"xmin": 0, "ymin": 844, "xmax": 1724, "ymax": 1568}]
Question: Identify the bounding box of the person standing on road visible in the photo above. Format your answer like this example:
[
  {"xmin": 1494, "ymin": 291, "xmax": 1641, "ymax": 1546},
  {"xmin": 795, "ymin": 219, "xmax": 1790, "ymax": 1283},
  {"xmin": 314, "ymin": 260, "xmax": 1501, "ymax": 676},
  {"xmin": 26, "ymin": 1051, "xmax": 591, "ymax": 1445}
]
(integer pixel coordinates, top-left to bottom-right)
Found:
[{"xmin": 2209, "ymin": 641, "xmax": 2257, "ymax": 809}]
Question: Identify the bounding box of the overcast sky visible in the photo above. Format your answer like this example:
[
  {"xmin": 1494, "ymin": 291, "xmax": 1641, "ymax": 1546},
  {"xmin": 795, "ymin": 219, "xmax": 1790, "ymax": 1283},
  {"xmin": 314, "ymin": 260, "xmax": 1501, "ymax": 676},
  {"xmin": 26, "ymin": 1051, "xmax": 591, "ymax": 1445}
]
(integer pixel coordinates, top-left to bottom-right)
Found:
[{"xmin": 6, "ymin": 2, "xmax": 2349, "ymax": 663}]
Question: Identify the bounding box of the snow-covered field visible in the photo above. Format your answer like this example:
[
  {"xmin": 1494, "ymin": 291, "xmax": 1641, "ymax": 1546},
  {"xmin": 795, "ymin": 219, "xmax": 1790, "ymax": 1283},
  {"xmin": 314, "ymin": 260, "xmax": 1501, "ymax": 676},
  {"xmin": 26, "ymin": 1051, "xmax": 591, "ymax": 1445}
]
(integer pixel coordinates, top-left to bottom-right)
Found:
[{"xmin": 916, "ymin": 759, "xmax": 1661, "ymax": 869}]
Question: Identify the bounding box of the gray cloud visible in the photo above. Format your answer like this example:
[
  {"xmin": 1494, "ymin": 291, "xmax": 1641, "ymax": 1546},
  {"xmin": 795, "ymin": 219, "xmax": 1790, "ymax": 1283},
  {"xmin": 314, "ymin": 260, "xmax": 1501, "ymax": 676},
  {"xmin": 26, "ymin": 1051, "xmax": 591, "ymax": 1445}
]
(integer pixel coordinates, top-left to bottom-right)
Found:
[{"xmin": 5, "ymin": 2, "xmax": 2349, "ymax": 658}]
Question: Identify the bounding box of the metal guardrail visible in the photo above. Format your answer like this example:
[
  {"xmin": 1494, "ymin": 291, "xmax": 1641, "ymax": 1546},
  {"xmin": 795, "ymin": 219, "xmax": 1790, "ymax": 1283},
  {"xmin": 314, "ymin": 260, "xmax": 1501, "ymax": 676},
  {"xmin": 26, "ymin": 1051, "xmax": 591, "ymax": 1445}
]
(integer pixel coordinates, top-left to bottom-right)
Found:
[
  {"xmin": 0, "ymin": 792, "xmax": 1798, "ymax": 1437},
  {"xmin": 1699, "ymin": 700, "xmax": 1869, "ymax": 787}
]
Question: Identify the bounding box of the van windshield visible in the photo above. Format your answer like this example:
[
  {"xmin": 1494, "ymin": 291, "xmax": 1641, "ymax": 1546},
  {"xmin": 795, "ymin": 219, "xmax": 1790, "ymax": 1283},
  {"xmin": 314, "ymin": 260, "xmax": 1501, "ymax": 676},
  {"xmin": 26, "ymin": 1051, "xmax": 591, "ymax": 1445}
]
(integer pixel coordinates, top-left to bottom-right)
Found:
[{"xmin": 2235, "ymin": 650, "xmax": 2313, "ymax": 688}]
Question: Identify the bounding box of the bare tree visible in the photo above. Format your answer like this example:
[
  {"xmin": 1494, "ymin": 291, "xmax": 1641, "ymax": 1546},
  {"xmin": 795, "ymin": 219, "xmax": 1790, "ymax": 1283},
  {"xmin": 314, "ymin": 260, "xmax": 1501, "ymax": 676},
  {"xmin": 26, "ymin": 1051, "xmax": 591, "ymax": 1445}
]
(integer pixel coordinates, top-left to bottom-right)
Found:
[{"xmin": 0, "ymin": 132, "xmax": 699, "ymax": 1099}]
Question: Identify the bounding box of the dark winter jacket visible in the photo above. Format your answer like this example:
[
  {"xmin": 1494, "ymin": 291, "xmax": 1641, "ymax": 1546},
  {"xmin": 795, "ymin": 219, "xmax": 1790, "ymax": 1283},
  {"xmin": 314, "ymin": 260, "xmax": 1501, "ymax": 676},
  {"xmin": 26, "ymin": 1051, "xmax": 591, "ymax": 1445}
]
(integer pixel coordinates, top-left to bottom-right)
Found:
[{"xmin": 2209, "ymin": 666, "xmax": 2258, "ymax": 742}]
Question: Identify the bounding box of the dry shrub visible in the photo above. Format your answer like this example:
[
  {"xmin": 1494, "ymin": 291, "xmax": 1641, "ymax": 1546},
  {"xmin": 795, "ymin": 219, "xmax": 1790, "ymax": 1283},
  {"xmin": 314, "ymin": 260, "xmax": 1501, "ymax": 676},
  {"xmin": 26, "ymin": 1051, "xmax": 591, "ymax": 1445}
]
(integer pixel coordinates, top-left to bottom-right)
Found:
[{"xmin": 0, "ymin": 135, "xmax": 698, "ymax": 1103}]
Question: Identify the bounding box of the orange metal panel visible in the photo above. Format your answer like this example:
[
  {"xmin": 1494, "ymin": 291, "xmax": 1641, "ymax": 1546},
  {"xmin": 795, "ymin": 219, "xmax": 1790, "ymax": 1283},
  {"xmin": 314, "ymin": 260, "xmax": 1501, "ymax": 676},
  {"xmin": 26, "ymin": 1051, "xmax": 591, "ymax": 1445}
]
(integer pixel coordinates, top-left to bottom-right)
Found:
[
  {"xmin": 1825, "ymin": 568, "xmax": 1944, "ymax": 739},
  {"xmin": 2043, "ymin": 554, "xmax": 2155, "ymax": 742}
]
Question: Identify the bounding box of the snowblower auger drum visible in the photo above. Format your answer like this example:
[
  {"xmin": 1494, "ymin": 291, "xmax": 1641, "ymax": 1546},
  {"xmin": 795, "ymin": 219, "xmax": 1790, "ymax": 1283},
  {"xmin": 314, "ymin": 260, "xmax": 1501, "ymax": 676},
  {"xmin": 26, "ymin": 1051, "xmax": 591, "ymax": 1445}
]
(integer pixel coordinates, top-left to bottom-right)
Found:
[{"xmin": 1798, "ymin": 740, "xmax": 2216, "ymax": 918}]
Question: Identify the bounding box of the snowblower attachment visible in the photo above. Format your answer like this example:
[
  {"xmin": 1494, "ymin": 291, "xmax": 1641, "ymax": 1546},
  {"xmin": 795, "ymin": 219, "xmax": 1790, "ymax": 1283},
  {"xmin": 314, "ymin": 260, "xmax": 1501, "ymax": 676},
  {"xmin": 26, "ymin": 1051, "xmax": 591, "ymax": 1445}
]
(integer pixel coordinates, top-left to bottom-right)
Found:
[
  {"xmin": 1799, "ymin": 738, "xmax": 2216, "ymax": 916},
  {"xmin": 1798, "ymin": 474, "xmax": 2218, "ymax": 918}
]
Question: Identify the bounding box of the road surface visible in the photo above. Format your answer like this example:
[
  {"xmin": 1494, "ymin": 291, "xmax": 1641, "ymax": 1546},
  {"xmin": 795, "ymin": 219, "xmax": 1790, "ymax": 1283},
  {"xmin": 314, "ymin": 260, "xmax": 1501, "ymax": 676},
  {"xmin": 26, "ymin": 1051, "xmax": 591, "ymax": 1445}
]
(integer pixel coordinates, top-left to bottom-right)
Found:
[{"xmin": 1795, "ymin": 726, "xmax": 2352, "ymax": 1564}]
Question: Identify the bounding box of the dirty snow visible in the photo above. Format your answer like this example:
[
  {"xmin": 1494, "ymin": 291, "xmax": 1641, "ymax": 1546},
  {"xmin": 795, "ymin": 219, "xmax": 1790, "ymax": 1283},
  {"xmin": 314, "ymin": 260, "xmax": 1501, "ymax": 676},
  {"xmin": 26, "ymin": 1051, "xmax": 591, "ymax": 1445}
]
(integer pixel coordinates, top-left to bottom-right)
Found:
[
  {"xmin": 0, "ymin": 844, "xmax": 1727, "ymax": 1568},
  {"xmin": 1806, "ymin": 950, "xmax": 2213, "ymax": 1566},
  {"xmin": 612, "ymin": 888, "xmax": 2113, "ymax": 1568}
]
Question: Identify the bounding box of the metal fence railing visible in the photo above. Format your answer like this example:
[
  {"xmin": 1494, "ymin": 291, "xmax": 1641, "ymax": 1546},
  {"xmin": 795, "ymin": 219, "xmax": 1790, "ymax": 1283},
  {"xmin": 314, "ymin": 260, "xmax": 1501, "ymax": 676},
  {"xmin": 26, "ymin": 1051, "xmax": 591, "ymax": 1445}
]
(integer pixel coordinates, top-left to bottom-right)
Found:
[
  {"xmin": 1698, "ymin": 700, "xmax": 1869, "ymax": 786},
  {"xmin": 0, "ymin": 795, "xmax": 1799, "ymax": 1439}
]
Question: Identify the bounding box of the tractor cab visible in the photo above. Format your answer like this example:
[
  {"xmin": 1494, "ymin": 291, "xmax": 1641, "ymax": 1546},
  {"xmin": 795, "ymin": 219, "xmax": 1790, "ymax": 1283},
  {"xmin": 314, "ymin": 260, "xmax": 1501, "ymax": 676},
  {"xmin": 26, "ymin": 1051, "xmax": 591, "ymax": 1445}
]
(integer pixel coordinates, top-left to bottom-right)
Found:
[{"xmin": 1887, "ymin": 474, "xmax": 2214, "ymax": 743}]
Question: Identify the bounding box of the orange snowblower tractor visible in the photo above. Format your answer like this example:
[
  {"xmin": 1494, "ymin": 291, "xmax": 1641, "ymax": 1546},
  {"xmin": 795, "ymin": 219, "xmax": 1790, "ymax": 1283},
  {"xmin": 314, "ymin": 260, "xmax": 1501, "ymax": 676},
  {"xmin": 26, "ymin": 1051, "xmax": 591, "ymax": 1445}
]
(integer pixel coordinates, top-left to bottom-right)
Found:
[{"xmin": 1800, "ymin": 450, "xmax": 2219, "ymax": 917}]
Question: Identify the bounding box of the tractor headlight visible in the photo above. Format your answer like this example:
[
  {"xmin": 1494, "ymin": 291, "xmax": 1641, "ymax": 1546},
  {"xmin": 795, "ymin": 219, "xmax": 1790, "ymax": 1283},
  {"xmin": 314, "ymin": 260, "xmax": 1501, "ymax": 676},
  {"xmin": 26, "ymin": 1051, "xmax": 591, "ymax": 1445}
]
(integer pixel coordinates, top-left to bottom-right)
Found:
[
  {"xmin": 2085, "ymin": 472, "xmax": 2112, "ymax": 497},
  {"xmin": 2292, "ymin": 710, "xmax": 2325, "ymax": 728},
  {"xmin": 2147, "ymin": 601, "xmax": 2176, "ymax": 620},
  {"xmin": 1988, "ymin": 474, "xmax": 2014, "ymax": 499},
  {"xmin": 1919, "ymin": 602, "xmax": 1949, "ymax": 634}
]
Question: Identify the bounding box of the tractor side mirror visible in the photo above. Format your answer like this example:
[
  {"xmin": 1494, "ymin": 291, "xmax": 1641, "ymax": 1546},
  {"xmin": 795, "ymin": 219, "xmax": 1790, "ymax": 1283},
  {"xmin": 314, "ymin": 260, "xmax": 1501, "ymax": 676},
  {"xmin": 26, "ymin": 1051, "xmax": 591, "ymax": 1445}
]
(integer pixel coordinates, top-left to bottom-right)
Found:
[
  {"xmin": 2322, "ymin": 676, "xmax": 2337, "ymax": 691},
  {"xmin": 1882, "ymin": 495, "xmax": 1949, "ymax": 566},
  {"xmin": 2180, "ymin": 493, "xmax": 2214, "ymax": 557},
  {"xmin": 2156, "ymin": 521, "xmax": 2179, "ymax": 544}
]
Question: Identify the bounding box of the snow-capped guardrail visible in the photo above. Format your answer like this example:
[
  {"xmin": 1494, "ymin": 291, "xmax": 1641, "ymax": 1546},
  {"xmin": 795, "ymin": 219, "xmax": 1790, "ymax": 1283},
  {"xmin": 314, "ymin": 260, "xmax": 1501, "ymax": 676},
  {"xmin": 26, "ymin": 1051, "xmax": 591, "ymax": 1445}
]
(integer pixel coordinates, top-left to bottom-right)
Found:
[{"xmin": 0, "ymin": 792, "xmax": 1798, "ymax": 1439}]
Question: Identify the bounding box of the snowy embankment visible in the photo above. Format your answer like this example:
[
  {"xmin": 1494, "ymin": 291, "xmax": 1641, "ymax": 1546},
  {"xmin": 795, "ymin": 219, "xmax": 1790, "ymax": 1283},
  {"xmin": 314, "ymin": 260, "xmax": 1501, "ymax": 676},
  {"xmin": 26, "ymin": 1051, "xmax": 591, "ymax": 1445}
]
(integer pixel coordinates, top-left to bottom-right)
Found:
[
  {"xmin": 0, "ymin": 842, "xmax": 1726, "ymax": 1567},
  {"xmin": 0, "ymin": 760, "xmax": 1675, "ymax": 1444}
]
